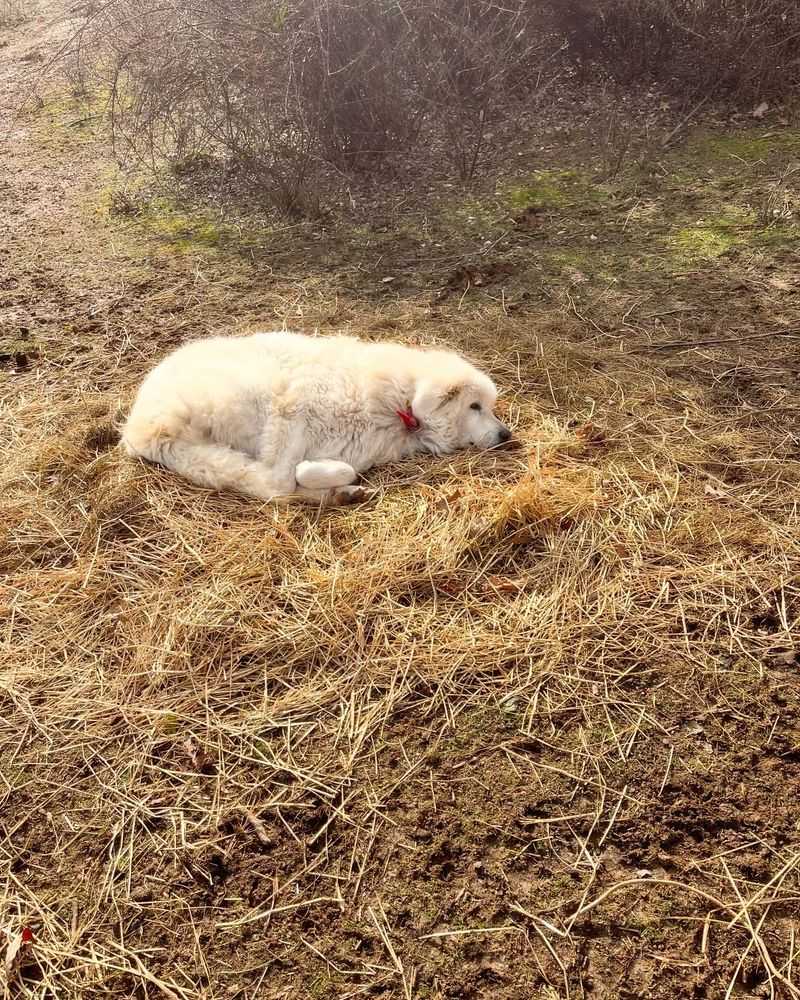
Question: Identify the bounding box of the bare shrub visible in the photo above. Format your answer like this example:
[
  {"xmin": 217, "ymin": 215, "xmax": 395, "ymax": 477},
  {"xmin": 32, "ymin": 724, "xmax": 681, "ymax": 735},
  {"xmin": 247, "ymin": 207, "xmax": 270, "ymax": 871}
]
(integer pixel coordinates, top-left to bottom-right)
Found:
[
  {"xmin": 76, "ymin": 0, "xmax": 555, "ymax": 213},
  {"xmin": 294, "ymin": 1, "xmax": 423, "ymax": 167},
  {"xmin": 549, "ymin": 0, "xmax": 800, "ymax": 102},
  {"xmin": 75, "ymin": 0, "xmax": 800, "ymax": 215},
  {"xmin": 410, "ymin": 2, "xmax": 550, "ymax": 180},
  {"xmin": 90, "ymin": 2, "xmax": 324, "ymax": 216}
]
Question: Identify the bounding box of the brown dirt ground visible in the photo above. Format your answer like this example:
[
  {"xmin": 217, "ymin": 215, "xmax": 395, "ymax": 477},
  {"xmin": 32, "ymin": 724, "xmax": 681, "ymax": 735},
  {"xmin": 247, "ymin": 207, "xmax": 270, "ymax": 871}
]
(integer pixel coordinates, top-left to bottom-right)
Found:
[{"xmin": 2, "ymin": 4, "xmax": 800, "ymax": 1000}]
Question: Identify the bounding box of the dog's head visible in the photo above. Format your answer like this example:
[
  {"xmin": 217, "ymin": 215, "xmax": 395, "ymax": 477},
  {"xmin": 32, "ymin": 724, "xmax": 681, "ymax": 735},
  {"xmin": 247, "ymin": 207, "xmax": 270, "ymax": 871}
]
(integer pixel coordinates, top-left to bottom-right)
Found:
[{"xmin": 410, "ymin": 353, "xmax": 512, "ymax": 455}]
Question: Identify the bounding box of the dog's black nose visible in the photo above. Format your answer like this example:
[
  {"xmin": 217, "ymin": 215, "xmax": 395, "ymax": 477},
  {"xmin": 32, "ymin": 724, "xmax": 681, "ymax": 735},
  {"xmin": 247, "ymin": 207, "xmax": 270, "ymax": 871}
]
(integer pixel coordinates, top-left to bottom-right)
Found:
[{"xmin": 497, "ymin": 425, "xmax": 512, "ymax": 443}]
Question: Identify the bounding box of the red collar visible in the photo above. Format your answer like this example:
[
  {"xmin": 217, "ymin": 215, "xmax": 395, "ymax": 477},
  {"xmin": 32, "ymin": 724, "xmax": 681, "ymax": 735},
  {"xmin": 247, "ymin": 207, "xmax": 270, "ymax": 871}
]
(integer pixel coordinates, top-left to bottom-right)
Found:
[{"xmin": 396, "ymin": 405, "xmax": 420, "ymax": 432}]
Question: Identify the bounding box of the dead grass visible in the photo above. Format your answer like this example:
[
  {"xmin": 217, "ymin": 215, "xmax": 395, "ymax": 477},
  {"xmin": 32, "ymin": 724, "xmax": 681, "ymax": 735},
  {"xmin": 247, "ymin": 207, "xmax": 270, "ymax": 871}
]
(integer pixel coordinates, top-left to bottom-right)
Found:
[
  {"xmin": 0, "ymin": 1, "xmax": 26, "ymax": 28},
  {"xmin": 2, "ymin": 308, "xmax": 800, "ymax": 997}
]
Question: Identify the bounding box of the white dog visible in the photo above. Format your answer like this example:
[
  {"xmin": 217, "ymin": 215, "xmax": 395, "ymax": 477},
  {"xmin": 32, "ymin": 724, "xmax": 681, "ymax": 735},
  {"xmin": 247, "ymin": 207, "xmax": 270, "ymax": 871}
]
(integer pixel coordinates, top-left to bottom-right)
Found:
[{"xmin": 122, "ymin": 331, "xmax": 511, "ymax": 505}]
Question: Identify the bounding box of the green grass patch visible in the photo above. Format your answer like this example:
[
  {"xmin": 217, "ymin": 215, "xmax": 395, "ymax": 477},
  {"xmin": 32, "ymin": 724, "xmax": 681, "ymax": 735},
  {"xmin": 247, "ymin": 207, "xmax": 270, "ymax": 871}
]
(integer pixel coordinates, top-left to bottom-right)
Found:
[{"xmin": 504, "ymin": 169, "xmax": 601, "ymax": 213}]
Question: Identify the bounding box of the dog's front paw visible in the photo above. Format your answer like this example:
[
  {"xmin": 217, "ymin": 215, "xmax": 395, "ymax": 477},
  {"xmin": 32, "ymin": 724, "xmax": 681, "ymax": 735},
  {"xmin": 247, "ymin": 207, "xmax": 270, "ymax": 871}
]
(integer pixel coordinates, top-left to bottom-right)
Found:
[{"xmin": 296, "ymin": 459, "xmax": 357, "ymax": 489}]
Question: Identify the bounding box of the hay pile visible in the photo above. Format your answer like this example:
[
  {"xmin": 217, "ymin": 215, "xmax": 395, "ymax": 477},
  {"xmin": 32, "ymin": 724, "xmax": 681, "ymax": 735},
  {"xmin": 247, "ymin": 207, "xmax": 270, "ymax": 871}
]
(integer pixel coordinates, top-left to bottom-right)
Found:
[{"xmin": 2, "ymin": 318, "xmax": 800, "ymax": 998}]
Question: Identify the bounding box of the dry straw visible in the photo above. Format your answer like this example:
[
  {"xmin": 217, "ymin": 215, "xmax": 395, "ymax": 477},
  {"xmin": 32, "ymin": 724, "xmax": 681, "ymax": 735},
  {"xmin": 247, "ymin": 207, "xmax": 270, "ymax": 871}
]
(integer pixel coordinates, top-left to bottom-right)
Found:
[{"xmin": 2, "ymin": 314, "xmax": 799, "ymax": 996}]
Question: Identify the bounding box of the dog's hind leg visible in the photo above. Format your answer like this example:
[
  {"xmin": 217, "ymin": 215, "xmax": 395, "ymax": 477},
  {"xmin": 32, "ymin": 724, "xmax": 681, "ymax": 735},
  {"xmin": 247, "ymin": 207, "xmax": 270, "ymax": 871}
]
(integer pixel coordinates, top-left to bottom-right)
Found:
[
  {"xmin": 125, "ymin": 438, "xmax": 372, "ymax": 506},
  {"xmin": 295, "ymin": 459, "xmax": 358, "ymax": 490},
  {"xmin": 126, "ymin": 436, "xmax": 296, "ymax": 501}
]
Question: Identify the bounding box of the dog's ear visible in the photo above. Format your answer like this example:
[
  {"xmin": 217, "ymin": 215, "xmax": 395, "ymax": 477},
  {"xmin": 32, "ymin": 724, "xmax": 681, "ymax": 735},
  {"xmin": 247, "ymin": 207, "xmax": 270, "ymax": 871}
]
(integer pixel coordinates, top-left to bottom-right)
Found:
[
  {"xmin": 411, "ymin": 381, "xmax": 464, "ymax": 414},
  {"xmin": 440, "ymin": 384, "xmax": 463, "ymax": 406}
]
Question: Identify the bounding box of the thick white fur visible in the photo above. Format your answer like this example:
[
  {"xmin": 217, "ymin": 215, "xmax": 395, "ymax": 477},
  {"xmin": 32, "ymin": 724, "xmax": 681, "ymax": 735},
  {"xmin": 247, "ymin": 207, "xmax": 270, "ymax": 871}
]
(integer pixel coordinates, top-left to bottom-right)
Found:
[{"xmin": 122, "ymin": 331, "xmax": 510, "ymax": 504}]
